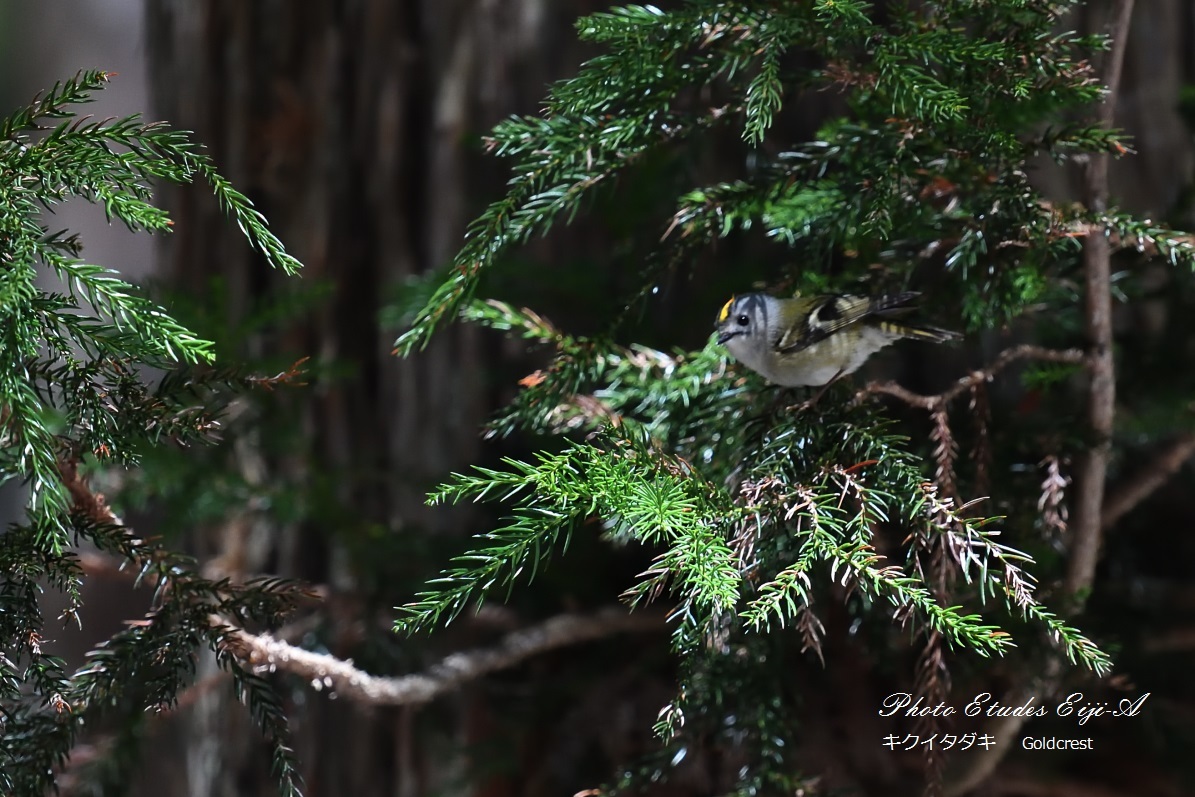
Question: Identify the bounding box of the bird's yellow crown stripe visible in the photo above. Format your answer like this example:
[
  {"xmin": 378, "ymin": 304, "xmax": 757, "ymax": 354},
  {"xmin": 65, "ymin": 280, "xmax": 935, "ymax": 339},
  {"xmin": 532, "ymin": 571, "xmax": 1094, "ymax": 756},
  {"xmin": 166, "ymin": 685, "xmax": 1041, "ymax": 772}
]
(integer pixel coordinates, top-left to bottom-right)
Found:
[{"xmin": 718, "ymin": 297, "xmax": 735, "ymax": 323}]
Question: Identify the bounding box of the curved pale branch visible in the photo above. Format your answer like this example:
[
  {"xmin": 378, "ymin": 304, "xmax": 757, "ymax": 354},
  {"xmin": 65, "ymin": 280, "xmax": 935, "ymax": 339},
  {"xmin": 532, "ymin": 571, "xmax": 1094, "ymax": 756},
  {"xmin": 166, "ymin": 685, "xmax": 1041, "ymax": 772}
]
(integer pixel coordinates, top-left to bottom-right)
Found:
[{"xmin": 220, "ymin": 608, "xmax": 664, "ymax": 707}]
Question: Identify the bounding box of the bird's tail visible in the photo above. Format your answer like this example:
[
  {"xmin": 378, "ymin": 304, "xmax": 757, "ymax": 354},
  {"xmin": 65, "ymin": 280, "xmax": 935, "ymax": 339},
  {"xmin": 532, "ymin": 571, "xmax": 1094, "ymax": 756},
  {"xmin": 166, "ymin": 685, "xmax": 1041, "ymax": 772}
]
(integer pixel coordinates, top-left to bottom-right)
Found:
[
  {"xmin": 870, "ymin": 292, "xmax": 960, "ymax": 343},
  {"xmin": 877, "ymin": 320, "xmax": 961, "ymax": 343}
]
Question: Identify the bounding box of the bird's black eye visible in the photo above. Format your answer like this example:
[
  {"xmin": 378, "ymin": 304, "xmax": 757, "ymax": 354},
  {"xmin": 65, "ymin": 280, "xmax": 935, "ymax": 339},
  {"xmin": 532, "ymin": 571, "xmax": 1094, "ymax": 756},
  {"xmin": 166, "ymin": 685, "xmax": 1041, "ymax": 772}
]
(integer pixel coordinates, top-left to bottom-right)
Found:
[{"xmin": 736, "ymin": 314, "xmax": 749, "ymax": 326}]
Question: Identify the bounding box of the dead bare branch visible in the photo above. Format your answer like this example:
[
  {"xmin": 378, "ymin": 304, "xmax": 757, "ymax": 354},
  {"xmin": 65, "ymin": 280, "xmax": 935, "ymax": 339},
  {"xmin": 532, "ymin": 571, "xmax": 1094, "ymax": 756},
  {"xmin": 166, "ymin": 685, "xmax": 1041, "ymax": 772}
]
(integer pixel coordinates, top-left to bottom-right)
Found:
[
  {"xmin": 1102, "ymin": 432, "xmax": 1195, "ymax": 530},
  {"xmin": 1142, "ymin": 626, "xmax": 1195, "ymax": 654},
  {"xmin": 218, "ymin": 607, "xmax": 664, "ymax": 706},
  {"xmin": 856, "ymin": 344, "xmax": 1086, "ymax": 410}
]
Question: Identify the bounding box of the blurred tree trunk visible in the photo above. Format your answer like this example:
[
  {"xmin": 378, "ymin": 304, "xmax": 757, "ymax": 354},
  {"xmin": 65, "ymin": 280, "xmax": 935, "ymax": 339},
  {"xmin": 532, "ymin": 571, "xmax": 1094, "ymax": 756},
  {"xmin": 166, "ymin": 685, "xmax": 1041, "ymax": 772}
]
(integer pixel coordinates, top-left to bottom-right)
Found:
[
  {"xmin": 1033, "ymin": 1, "xmax": 1195, "ymax": 221},
  {"xmin": 1106, "ymin": 1, "xmax": 1195, "ymax": 221},
  {"xmin": 142, "ymin": 2, "xmax": 592, "ymax": 795}
]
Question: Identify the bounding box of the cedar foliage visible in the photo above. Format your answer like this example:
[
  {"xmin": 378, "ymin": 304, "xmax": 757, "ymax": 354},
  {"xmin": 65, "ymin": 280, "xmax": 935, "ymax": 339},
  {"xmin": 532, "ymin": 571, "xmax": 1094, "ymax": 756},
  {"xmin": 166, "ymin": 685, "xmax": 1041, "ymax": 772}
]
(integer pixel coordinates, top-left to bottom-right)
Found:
[
  {"xmin": 396, "ymin": 1, "xmax": 1192, "ymax": 793},
  {"xmin": 0, "ymin": 71, "xmax": 306, "ymax": 796}
]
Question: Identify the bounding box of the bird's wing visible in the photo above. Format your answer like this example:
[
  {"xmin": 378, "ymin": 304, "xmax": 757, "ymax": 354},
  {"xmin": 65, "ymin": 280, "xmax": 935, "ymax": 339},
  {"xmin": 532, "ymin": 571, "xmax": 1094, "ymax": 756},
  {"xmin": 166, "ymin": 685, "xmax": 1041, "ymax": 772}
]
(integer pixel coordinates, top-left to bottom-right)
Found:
[{"xmin": 774, "ymin": 292, "xmax": 920, "ymax": 353}]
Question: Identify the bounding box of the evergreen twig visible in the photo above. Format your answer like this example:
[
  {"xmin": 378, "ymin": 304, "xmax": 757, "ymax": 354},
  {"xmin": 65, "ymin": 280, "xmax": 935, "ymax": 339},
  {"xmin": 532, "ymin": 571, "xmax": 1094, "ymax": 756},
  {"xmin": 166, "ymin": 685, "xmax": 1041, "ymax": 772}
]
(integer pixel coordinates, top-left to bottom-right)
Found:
[{"xmin": 0, "ymin": 71, "xmax": 306, "ymax": 796}]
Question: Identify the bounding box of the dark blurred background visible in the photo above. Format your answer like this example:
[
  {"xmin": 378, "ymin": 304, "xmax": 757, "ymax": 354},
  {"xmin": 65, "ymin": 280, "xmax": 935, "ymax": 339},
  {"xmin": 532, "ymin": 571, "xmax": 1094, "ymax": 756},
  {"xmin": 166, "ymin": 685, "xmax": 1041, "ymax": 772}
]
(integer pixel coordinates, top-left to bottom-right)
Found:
[{"xmin": 2, "ymin": 2, "xmax": 1194, "ymax": 796}]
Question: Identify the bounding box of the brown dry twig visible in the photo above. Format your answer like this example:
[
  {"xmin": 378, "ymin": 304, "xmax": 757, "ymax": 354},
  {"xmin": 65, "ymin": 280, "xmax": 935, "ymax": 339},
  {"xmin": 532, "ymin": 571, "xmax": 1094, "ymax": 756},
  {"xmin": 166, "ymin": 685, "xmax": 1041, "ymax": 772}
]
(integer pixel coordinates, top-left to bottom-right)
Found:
[
  {"xmin": 1038, "ymin": 455, "xmax": 1070, "ymax": 537},
  {"xmin": 929, "ymin": 404, "xmax": 959, "ymax": 505},
  {"xmin": 856, "ymin": 344, "xmax": 1086, "ymax": 411},
  {"xmin": 246, "ymin": 356, "xmax": 310, "ymax": 390},
  {"xmin": 1101, "ymin": 431, "xmax": 1195, "ymax": 531},
  {"xmin": 58, "ymin": 457, "xmax": 126, "ymax": 528},
  {"xmin": 969, "ymin": 383, "xmax": 993, "ymax": 497}
]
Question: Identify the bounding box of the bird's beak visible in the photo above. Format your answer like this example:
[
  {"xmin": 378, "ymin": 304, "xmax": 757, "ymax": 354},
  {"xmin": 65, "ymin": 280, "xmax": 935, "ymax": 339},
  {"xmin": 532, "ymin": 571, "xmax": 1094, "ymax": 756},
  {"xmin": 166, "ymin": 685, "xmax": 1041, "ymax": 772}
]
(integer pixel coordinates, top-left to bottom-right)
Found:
[{"xmin": 716, "ymin": 330, "xmax": 737, "ymax": 345}]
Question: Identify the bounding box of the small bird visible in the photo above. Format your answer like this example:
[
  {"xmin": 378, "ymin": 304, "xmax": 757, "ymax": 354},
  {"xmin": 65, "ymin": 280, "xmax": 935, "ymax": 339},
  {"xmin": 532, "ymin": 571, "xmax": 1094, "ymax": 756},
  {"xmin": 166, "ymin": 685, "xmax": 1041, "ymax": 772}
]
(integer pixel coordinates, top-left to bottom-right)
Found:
[{"xmin": 715, "ymin": 291, "xmax": 959, "ymax": 388}]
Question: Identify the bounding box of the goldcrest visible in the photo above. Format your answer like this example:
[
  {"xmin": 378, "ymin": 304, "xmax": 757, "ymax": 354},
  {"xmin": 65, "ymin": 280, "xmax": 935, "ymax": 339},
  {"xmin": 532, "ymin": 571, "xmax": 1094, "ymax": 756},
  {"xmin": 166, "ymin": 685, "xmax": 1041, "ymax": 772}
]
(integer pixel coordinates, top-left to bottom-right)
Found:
[{"xmin": 715, "ymin": 292, "xmax": 958, "ymax": 387}]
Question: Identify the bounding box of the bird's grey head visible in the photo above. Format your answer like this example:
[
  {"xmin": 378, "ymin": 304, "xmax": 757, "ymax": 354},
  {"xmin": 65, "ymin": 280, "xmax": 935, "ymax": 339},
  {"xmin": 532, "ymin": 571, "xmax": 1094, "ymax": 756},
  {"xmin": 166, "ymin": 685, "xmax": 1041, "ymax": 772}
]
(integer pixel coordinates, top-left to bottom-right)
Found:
[{"xmin": 715, "ymin": 293, "xmax": 772, "ymax": 346}]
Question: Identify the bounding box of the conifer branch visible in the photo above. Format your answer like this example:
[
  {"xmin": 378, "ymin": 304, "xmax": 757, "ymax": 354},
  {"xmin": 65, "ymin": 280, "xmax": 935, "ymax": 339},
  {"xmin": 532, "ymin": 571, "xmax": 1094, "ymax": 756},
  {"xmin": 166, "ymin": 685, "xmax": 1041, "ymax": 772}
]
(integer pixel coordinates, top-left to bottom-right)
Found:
[{"xmin": 0, "ymin": 71, "xmax": 308, "ymax": 794}]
